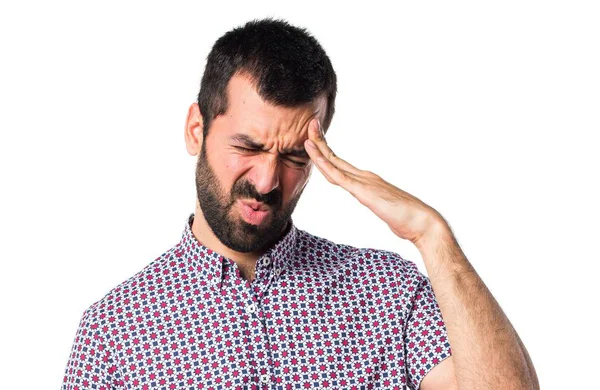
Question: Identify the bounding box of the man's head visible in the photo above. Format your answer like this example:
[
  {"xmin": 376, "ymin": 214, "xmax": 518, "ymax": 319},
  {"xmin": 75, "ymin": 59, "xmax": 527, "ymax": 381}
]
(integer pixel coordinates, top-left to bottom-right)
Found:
[{"xmin": 185, "ymin": 18, "xmax": 337, "ymax": 253}]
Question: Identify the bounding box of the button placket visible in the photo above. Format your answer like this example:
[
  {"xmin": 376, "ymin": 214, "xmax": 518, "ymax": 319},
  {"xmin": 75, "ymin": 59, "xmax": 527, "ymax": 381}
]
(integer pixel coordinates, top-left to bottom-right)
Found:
[
  {"xmin": 240, "ymin": 277, "xmax": 274, "ymax": 389},
  {"xmin": 243, "ymin": 301, "xmax": 272, "ymax": 389}
]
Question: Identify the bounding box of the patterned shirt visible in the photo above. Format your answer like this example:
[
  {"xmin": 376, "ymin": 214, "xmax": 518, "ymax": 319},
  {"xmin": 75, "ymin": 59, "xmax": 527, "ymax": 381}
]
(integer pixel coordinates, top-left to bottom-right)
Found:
[{"xmin": 62, "ymin": 213, "xmax": 452, "ymax": 390}]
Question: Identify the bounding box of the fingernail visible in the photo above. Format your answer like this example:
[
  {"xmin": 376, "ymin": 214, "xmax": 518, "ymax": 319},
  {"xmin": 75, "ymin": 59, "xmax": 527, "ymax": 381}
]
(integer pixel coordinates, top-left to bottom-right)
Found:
[{"xmin": 306, "ymin": 139, "xmax": 317, "ymax": 148}]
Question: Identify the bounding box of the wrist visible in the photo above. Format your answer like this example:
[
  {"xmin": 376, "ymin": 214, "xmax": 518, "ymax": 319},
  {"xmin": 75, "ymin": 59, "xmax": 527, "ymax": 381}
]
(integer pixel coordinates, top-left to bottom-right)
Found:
[
  {"xmin": 415, "ymin": 217, "xmax": 471, "ymax": 280},
  {"xmin": 414, "ymin": 215, "xmax": 452, "ymax": 252}
]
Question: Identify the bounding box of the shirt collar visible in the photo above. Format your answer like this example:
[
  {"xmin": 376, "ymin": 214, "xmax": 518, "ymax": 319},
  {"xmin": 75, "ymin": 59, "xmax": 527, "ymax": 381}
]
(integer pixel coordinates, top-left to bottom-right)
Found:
[{"xmin": 176, "ymin": 213, "xmax": 298, "ymax": 289}]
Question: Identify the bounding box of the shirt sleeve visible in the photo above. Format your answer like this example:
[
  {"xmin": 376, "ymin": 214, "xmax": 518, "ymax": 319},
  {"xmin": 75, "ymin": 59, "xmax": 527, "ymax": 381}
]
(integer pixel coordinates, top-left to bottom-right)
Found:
[
  {"xmin": 404, "ymin": 273, "xmax": 452, "ymax": 389},
  {"xmin": 61, "ymin": 306, "xmax": 116, "ymax": 390}
]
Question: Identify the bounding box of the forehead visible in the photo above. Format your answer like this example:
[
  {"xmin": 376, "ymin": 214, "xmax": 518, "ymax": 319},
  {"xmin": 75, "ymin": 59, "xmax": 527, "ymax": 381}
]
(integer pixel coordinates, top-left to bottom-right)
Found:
[{"xmin": 220, "ymin": 73, "xmax": 327, "ymax": 147}]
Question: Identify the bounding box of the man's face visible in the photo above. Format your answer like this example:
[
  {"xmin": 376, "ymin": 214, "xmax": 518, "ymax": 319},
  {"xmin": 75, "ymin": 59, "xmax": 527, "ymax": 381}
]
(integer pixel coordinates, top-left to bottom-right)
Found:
[{"xmin": 195, "ymin": 74, "xmax": 327, "ymax": 253}]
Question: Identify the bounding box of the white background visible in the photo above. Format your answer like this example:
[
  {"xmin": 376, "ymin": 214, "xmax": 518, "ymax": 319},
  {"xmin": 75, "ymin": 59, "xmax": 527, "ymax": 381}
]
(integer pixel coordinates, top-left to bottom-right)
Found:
[{"xmin": 1, "ymin": 1, "xmax": 598, "ymax": 388}]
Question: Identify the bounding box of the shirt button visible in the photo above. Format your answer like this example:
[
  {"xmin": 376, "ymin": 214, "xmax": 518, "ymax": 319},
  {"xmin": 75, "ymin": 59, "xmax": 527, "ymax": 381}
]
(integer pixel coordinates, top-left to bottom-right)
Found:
[
  {"xmin": 260, "ymin": 374, "xmax": 270, "ymax": 384},
  {"xmin": 275, "ymin": 268, "xmax": 282, "ymax": 277},
  {"xmin": 246, "ymin": 303, "xmax": 257, "ymax": 315},
  {"xmin": 263, "ymin": 256, "xmax": 271, "ymax": 267}
]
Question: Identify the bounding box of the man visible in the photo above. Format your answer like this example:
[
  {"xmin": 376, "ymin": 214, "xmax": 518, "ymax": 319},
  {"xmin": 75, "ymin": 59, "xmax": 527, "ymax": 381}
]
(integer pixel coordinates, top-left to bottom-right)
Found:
[{"xmin": 61, "ymin": 18, "xmax": 539, "ymax": 389}]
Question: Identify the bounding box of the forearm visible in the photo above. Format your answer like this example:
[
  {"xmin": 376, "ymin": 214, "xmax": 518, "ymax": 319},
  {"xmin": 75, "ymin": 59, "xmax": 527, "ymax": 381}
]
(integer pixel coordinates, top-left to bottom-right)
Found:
[{"xmin": 416, "ymin": 222, "xmax": 539, "ymax": 389}]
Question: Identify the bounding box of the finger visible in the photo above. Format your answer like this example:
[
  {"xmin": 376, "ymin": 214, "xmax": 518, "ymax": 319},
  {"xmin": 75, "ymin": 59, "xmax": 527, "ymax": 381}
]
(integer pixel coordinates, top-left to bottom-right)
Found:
[
  {"xmin": 304, "ymin": 138, "xmax": 335, "ymax": 183},
  {"xmin": 305, "ymin": 138, "xmax": 359, "ymax": 192},
  {"xmin": 307, "ymin": 119, "xmax": 361, "ymax": 174}
]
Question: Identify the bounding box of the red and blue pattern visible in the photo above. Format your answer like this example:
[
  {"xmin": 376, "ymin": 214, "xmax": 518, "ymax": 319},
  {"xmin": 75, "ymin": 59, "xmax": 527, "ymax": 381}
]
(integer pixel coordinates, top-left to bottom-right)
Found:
[{"xmin": 62, "ymin": 213, "xmax": 451, "ymax": 389}]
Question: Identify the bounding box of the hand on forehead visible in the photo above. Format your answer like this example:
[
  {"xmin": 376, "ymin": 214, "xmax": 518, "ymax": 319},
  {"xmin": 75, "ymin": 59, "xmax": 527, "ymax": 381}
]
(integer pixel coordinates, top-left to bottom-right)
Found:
[{"xmin": 221, "ymin": 74, "xmax": 327, "ymax": 153}]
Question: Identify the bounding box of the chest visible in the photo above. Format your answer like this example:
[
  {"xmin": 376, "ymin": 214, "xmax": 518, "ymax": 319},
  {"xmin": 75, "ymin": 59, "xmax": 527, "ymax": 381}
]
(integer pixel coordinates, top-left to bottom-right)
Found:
[{"xmin": 109, "ymin": 277, "xmax": 412, "ymax": 389}]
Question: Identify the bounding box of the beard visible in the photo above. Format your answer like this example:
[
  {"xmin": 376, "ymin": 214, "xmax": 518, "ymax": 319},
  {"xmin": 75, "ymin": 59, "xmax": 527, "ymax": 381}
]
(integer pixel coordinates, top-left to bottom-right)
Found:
[{"xmin": 195, "ymin": 144, "xmax": 303, "ymax": 253}]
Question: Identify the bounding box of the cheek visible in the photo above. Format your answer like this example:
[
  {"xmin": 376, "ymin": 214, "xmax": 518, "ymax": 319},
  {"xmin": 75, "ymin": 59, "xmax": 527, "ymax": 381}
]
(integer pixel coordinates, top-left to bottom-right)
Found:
[
  {"xmin": 281, "ymin": 168, "xmax": 310, "ymax": 201},
  {"xmin": 224, "ymin": 154, "xmax": 249, "ymax": 172},
  {"xmin": 209, "ymin": 153, "xmax": 249, "ymax": 189}
]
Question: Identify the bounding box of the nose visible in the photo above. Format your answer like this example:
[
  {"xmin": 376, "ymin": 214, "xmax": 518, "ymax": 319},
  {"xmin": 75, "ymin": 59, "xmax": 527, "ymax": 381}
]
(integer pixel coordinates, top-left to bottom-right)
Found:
[{"xmin": 248, "ymin": 154, "xmax": 281, "ymax": 196}]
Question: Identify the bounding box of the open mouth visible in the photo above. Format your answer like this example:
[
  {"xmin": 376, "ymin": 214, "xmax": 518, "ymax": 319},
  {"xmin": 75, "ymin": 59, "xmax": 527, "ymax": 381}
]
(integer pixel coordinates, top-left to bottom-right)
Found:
[{"xmin": 238, "ymin": 199, "xmax": 271, "ymax": 225}]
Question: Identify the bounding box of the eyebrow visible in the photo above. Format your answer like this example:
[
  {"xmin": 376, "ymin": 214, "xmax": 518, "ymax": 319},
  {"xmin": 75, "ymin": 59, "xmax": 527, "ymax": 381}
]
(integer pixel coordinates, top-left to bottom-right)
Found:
[
  {"xmin": 230, "ymin": 133, "xmax": 309, "ymax": 159},
  {"xmin": 231, "ymin": 134, "xmax": 264, "ymax": 149}
]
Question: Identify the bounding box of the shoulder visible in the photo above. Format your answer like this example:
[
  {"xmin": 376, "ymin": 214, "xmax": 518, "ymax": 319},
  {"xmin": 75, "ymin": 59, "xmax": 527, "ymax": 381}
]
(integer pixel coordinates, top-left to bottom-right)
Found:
[
  {"xmin": 295, "ymin": 228, "xmax": 426, "ymax": 284},
  {"xmin": 78, "ymin": 244, "xmax": 177, "ymax": 330}
]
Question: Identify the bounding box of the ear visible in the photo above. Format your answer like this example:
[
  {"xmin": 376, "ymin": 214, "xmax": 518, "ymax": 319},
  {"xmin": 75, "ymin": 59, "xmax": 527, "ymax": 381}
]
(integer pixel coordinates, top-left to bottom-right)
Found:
[{"xmin": 184, "ymin": 103, "xmax": 204, "ymax": 156}]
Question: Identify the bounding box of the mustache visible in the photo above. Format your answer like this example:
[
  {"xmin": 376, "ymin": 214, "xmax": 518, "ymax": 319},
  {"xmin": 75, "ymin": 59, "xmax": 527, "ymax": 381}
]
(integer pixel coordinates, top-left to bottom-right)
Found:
[{"xmin": 230, "ymin": 179, "xmax": 282, "ymax": 207}]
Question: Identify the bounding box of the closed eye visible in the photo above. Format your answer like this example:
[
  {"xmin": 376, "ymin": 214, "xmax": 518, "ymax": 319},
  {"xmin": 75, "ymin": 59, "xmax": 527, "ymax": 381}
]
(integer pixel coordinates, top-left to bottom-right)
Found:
[
  {"xmin": 284, "ymin": 157, "xmax": 308, "ymax": 167},
  {"xmin": 233, "ymin": 146, "xmax": 258, "ymax": 153},
  {"xmin": 233, "ymin": 145, "xmax": 308, "ymax": 167}
]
